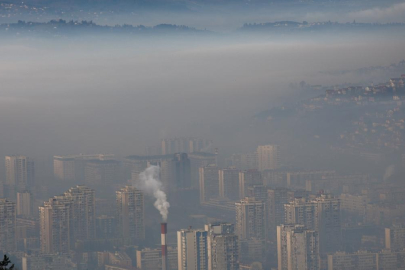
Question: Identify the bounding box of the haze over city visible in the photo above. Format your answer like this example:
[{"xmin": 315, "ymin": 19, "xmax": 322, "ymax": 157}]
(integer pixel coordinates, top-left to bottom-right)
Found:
[{"xmin": 0, "ymin": 0, "xmax": 405, "ymax": 269}]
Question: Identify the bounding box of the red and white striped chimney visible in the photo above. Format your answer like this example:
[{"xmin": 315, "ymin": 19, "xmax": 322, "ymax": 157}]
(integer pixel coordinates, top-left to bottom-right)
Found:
[{"xmin": 161, "ymin": 223, "xmax": 168, "ymax": 270}]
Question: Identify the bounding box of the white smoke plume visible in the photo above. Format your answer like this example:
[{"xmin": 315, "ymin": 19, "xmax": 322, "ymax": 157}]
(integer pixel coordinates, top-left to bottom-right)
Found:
[
  {"xmin": 383, "ymin": 165, "xmax": 395, "ymax": 182},
  {"xmin": 137, "ymin": 166, "xmax": 170, "ymax": 221}
]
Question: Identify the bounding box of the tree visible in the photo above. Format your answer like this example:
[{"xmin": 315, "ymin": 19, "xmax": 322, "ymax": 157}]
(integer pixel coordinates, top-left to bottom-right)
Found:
[{"xmin": 0, "ymin": 255, "xmax": 14, "ymax": 270}]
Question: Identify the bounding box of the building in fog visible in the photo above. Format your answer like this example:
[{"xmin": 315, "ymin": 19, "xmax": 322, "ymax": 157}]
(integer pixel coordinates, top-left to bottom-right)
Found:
[
  {"xmin": 39, "ymin": 185, "xmax": 95, "ymax": 254},
  {"xmin": 257, "ymin": 145, "xmax": 279, "ymax": 171},
  {"xmin": 54, "ymin": 154, "xmax": 115, "ymax": 183},
  {"xmin": 161, "ymin": 137, "xmax": 213, "ymax": 155},
  {"xmin": 286, "ymin": 170, "xmax": 335, "ymax": 190},
  {"xmin": 199, "ymin": 165, "xmax": 219, "ymax": 203},
  {"xmin": 116, "ymin": 186, "xmax": 145, "ymax": 244},
  {"xmin": 5, "ymin": 155, "xmax": 35, "ymax": 196},
  {"xmin": 22, "ymin": 253, "xmax": 77, "ymax": 270},
  {"xmin": 239, "ymin": 170, "xmax": 262, "ymax": 199},
  {"xmin": 0, "ymin": 199, "xmax": 16, "ymax": 252},
  {"xmin": 327, "ymin": 249, "xmax": 405, "ymax": 270},
  {"xmin": 239, "ymin": 238, "xmax": 265, "ymax": 266},
  {"xmin": 277, "ymin": 224, "xmax": 320, "ymax": 270},
  {"xmin": 205, "ymin": 223, "xmax": 239, "ymax": 270},
  {"xmin": 177, "ymin": 228, "xmax": 209, "ymax": 270},
  {"xmin": 267, "ymin": 188, "xmax": 307, "ymax": 238},
  {"xmin": 40, "ymin": 198, "xmax": 70, "ymax": 254},
  {"xmin": 219, "ymin": 168, "xmax": 240, "ymax": 201},
  {"xmin": 53, "ymin": 156, "xmax": 76, "ymax": 182},
  {"xmin": 189, "ymin": 152, "xmax": 217, "ymax": 188},
  {"xmin": 231, "ymin": 153, "xmax": 258, "ymax": 170},
  {"xmin": 96, "ymin": 215, "xmax": 117, "ymax": 239},
  {"xmin": 17, "ymin": 191, "xmax": 33, "ymax": 218},
  {"xmin": 85, "ymin": 159, "xmax": 120, "ymax": 187},
  {"xmin": 136, "ymin": 247, "xmax": 178, "ymax": 270},
  {"xmin": 385, "ymin": 224, "xmax": 405, "ymax": 251},
  {"xmin": 173, "ymin": 153, "xmax": 192, "ymax": 189},
  {"xmin": 327, "ymin": 251, "xmax": 377, "ymax": 270},
  {"xmin": 285, "ymin": 195, "xmax": 341, "ymax": 254},
  {"xmin": 235, "ymin": 197, "xmax": 266, "ymax": 240},
  {"xmin": 125, "ymin": 154, "xmax": 192, "ymax": 192},
  {"xmin": 64, "ymin": 185, "xmax": 96, "ymax": 241},
  {"xmin": 247, "ymin": 185, "xmax": 268, "ymax": 202}
]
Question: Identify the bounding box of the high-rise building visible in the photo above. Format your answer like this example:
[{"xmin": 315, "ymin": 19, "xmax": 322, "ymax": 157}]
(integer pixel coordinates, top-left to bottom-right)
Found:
[
  {"xmin": 257, "ymin": 145, "xmax": 279, "ymax": 171},
  {"xmin": 173, "ymin": 153, "xmax": 192, "ymax": 189},
  {"xmin": 235, "ymin": 197, "xmax": 266, "ymax": 240},
  {"xmin": 205, "ymin": 223, "xmax": 239, "ymax": 270},
  {"xmin": 247, "ymin": 185, "xmax": 268, "ymax": 202},
  {"xmin": 277, "ymin": 224, "xmax": 320, "ymax": 270},
  {"xmin": 385, "ymin": 224, "xmax": 405, "ymax": 251},
  {"xmin": 54, "ymin": 154, "xmax": 115, "ymax": 183},
  {"xmin": 189, "ymin": 152, "xmax": 217, "ymax": 188},
  {"xmin": 64, "ymin": 186, "xmax": 95, "ymax": 241},
  {"xmin": 239, "ymin": 170, "xmax": 262, "ymax": 199},
  {"xmin": 314, "ymin": 195, "xmax": 341, "ymax": 253},
  {"xmin": 231, "ymin": 153, "xmax": 258, "ymax": 170},
  {"xmin": 40, "ymin": 198, "xmax": 70, "ymax": 254},
  {"xmin": 177, "ymin": 228, "xmax": 209, "ymax": 270},
  {"xmin": 284, "ymin": 198, "xmax": 317, "ymax": 230},
  {"xmin": 96, "ymin": 215, "xmax": 117, "ymax": 239},
  {"xmin": 39, "ymin": 185, "xmax": 95, "ymax": 254},
  {"xmin": 85, "ymin": 159, "xmax": 120, "ymax": 187},
  {"xmin": 53, "ymin": 156, "xmax": 76, "ymax": 182},
  {"xmin": 199, "ymin": 165, "xmax": 219, "ymax": 203},
  {"xmin": 284, "ymin": 195, "xmax": 341, "ymax": 254},
  {"xmin": 219, "ymin": 168, "xmax": 240, "ymax": 201},
  {"xmin": 267, "ymin": 188, "xmax": 297, "ymax": 236},
  {"xmin": 327, "ymin": 251, "xmax": 377, "ymax": 270},
  {"xmin": 162, "ymin": 138, "xmax": 213, "ymax": 155},
  {"xmin": 5, "ymin": 155, "xmax": 35, "ymax": 196},
  {"xmin": 17, "ymin": 191, "xmax": 33, "ymax": 218},
  {"xmin": 124, "ymin": 154, "xmax": 193, "ymax": 192},
  {"xmin": 116, "ymin": 186, "xmax": 145, "ymax": 244},
  {"xmin": 0, "ymin": 199, "xmax": 16, "ymax": 252}
]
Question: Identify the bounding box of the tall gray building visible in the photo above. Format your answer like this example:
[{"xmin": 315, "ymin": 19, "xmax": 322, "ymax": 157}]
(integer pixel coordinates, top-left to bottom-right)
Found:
[
  {"xmin": 0, "ymin": 199, "xmax": 16, "ymax": 252},
  {"xmin": 277, "ymin": 224, "xmax": 320, "ymax": 270},
  {"xmin": 239, "ymin": 170, "xmax": 262, "ymax": 199},
  {"xmin": 219, "ymin": 168, "xmax": 240, "ymax": 201},
  {"xmin": 39, "ymin": 185, "xmax": 95, "ymax": 254},
  {"xmin": 199, "ymin": 165, "xmax": 219, "ymax": 203},
  {"xmin": 284, "ymin": 195, "xmax": 341, "ymax": 254},
  {"xmin": 5, "ymin": 155, "xmax": 34, "ymax": 196},
  {"xmin": 177, "ymin": 228, "xmax": 209, "ymax": 270},
  {"xmin": 205, "ymin": 223, "xmax": 239, "ymax": 270},
  {"xmin": 235, "ymin": 197, "xmax": 266, "ymax": 240},
  {"xmin": 116, "ymin": 186, "xmax": 145, "ymax": 244}
]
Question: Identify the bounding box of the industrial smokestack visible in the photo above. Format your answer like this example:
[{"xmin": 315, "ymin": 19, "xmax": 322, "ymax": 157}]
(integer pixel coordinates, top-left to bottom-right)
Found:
[{"xmin": 161, "ymin": 223, "xmax": 168, "ymax": 270}]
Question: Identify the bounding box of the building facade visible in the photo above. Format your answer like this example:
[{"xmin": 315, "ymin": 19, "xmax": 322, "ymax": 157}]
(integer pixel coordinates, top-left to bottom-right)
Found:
[
  {"xmin": 5, "ymin": 155, "xmax": 35, "ymax": 196},
  {"xmin": 205, "ymin": 223, "xmax": 239, "ymax": 270},
  {"xmin": 0, "ymin": 199, "xmax": 16, "ymax": 252},
  {"xmin": 199, "ymin": 165, "xmax": 219, "ymax": 203},
  {"xmin": 177, "ymin": 228, "xmax": 209, "ymax": 270},
  {"xmin": 235, "ymin": 197, "xmax": 266, "ymax": 240},
  {"xmin": 116, "ymin": 186, "xmax": 145, "ymax": 244},
  {"xmin": 257, "ymin": 145, "xmax": 279, "ymax": 171},
  {"xmin": 277, "ymin": 224, "xmax": 320, "ymax": 270}
]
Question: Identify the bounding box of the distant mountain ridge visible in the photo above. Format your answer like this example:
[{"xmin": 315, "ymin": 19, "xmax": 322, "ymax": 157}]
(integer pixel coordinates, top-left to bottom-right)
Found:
[
  {"xmin": 0, "ymin": 19, "xmax": 211, "ymax": 37},
  {"xmin": 240, "ymin": 21, "xmax": 405, "ymax": 32}
]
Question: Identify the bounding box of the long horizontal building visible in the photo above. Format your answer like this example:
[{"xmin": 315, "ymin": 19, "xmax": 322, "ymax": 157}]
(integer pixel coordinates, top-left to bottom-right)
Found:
[{"xmin": 327, "ymin": 249, "xmax": 405, "ymax": 270}]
